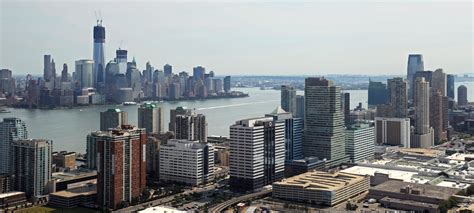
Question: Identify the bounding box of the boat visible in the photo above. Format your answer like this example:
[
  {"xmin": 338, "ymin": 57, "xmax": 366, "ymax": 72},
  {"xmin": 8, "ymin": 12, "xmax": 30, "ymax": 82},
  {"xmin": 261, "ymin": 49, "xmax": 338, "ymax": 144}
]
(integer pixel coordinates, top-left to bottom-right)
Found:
[
  {"xmin": 123, "ymin": 101, "xmax": 137, "ymax": 105},
  {"xmin": 0, "ymin": 108, "xmax": 10, "ymax": 113}
]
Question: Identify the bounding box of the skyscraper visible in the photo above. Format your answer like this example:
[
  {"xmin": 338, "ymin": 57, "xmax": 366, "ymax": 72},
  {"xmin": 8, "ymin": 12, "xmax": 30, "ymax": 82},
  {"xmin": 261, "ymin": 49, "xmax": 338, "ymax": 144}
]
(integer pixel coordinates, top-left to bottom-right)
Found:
[
  {"xmin": 342, "ymin": 92, "xmax": 351, "ymax": 126},
  {"xmin": 407, "ymin": 54, "xmax": 424, "ymax": 100},
  {"xmin": 431, "ymin": 69, "xmax": 447, "ymax": 96},
  {"xmin": 447, "ymin": 74, "xmax": 455, "ymax": 100},
  {"xmin": 175, "ymin": 113, "xmax": 208, "ymax": 142},
  {"xmin": 412, "ymin": 77, "xmax": 434, "ymax": 148},
  {"xmin": 169, "ymin": 106, "xmax": 193, "ymax": 133},
  {"xmin": 458, "ymin": 85, "xmax": 468, "ymax": 106},
  {"xmin": 138, "ymin": 103, "xmax": 164, "ymax": 134},
  {"xmin": 367, "ymin": 80, "xmax": 388, "ymax": 106},
  {"xmin": 43, "ymin": 55, "xmax": 53, "ymax": 82},
  {"xmin": 430, "ymin": 90, "xmax": 447, "ymax": 144},
  {"xmin": 0, "ymin": 118, "xmax": 28, "ymax": 175},
  {"xmin": 164, "ymin": 64, "xmax": 172, "ymax": 76},
  {"xmin": 280, "ymin": 85, "xmax": 297, "ymax": 116},
  {"xmin": 60, "ymin": 63, "xmax": 68, "ymax": 82},
  {"xmin": 387, "ymin": 77, "xmax": 408, "ymax": 118},
  {"xmin": 303, "ymin": 77, "xmax": 347, "ymax": 166},
  {"xmin": 93, "ymin": 20, "xmax": 106, "ymax": 90},
  {"xmin": 100, "ymin": 108, "xmax": 128, "ymax": 131},
  {"xmin": 95, "ymin": 125, "xmax": 146, "ymax": 210},
  {"xmin": 193, "ymin": 66, "xmax": 205, "ymax": 81},
  {"xmin": 224, "ymin": 76, "xmax": 231, "ymax": 93},
  {"xmin": 265, "ymin": 107, "xmax": 303, "ymax": 161},
  {"xmin": 12, "ymin": 139, "xmax": 52, "ymax": 199},
  {"xmin": 229, "ymin": 117, "xmax": 285, "ymax": 191},
  {"xmin": 295, "ymin": 95, "xmax": 305, "ymax": 119},
  {"xmin": 75, "ymin": 59, "xmax": 94, "ymax": 89}
]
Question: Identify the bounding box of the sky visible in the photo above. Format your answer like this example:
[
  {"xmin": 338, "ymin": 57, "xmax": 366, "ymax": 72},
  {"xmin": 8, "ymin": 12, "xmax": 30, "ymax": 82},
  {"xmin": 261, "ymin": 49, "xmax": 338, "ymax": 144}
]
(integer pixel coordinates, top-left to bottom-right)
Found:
[{"xmin": 0, "ymin": 0, "xmax": 473, "ymax": 76}]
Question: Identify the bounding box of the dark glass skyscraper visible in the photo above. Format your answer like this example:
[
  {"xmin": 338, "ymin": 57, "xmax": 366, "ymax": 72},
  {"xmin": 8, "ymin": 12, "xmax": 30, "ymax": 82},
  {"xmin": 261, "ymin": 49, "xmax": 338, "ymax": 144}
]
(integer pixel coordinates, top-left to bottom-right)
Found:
[
  {"xmin": 93, "ymin": 21, "xmax": 106, "ymax": 90},
  {"xmin": 368, "ymin": 80, "xmax": 388, "ymax": 106},
  {"xmin": 447, "ymin": 74, "xmax": 455, "ymax": 100},
  {"xmin": 224, "ymin": 76, "xmax": 231, "ymax": 93},
  {"xmin": 407, "ymin": 54, "xmax": 424, "ymax": 100}
]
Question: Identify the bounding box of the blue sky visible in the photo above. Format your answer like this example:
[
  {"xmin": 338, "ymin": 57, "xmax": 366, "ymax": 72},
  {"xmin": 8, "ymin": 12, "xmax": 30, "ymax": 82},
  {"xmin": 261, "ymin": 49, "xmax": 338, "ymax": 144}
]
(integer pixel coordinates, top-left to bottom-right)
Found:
[{"xmin": 1, "ymin": 0, "xmax": 472, "ymax": 76}]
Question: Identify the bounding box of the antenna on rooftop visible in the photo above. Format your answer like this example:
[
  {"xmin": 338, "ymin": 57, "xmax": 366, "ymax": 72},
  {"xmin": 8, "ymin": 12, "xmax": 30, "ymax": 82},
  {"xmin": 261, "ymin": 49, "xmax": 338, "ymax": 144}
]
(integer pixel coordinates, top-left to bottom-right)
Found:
[
  {"xmin": 94, "ymin": 11, "xmax": 99, "ymax": 25},
  {"xmin": 98, "ymin": 10, "xmax": 103, "ymax": 25}
]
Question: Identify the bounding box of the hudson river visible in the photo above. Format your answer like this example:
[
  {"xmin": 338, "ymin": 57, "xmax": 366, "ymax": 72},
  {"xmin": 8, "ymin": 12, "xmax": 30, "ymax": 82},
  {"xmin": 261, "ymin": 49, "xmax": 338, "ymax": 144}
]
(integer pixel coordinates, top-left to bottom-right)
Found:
[{"xmin": 1, "ymin": 82, "xmax": 472, "ymax": 153}]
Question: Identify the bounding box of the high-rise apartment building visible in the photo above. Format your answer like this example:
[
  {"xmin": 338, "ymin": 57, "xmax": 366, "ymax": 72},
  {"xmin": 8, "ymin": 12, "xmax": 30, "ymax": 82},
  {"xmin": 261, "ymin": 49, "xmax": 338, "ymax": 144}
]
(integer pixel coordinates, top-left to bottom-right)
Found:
[
  {"xmin": 368, "ymin": 80, "xmax": 388, "ymax": 106},
  {"xmin": 12, "ymin": 139, "xmax": 52, "ymax": 199},
  {"xmin": 407, "ymin": 54, "xmax": 424, "ymax": 100},
  {"xmin": 159, "ymin": 139, "xmax": 214, "ymax": 186},
  {"xmin": 0, "ymin": 118, "xmax": 28, "ymax": 174},
  {"xmin": 412, "ymin": 77, "xmax": 434, "ymax": 148},
  {"xmin": 175, "ymin": 113, "xmax": 208, "ymax": 142},
  {"xmin": 100, "ymin": 108, "xmax": 128, "ymax": 131},
  {"xmin": 296, "ymin": 95, "xmax": 305, "ymax": 119},
  {"xmin": 458, "ymin": 85, "xmax": 468, "ymax": 106},
  {"xmin": 75, "ymin": 59, "xmax": 94, "ymax": 89},
  {"xmin": 281, "ymin": 85, "xmax": 297, "ymax": 116},
  {"xmin": 432, "ymin": 69, "xmax": 447, "ymax": 96},
  {"xmin": 169, "ymin": 106, "xmax": 193, "ymax": 133},
  {"xmin": 430, "ymin": 90, "xmax": 447, "ymax": 144},
  {"xmin": 375, "ymin": 117, "xmax": 411, "ymax": 147},
  {"xmin": 447, "ymin": 74, "xmax": 455, "ymax": 100},
  {"xmin": 303, "ymin": 77, "xmax": 347, "ymax": 166},
  {"xmin": 229, "ymin": 117, "xmax": 285, "ymax": 191},
  {"xmin": 265, "ymin": 107, "xmax": 304, "ymax": 161},
  {"xmin": 387, "ymin": 78, "xmax": 408, "ymax": 118},
  {"xmin": 223, "ymin": 76, "xmax": 231, "ymax": 93},
  {"xmin": 95, "ymin": 125, "xmax": 146, "ymax": 210},
  {"xmin": 138, "ymin": 103, "xmax": 164, "ymax": 134},
  {"xmin": 93, "ymin": 21, "xmax": 106, "ymax": 89},
  {"xmin": 345, "ymin": 123, "xmax": 375, "ymax": 162}
]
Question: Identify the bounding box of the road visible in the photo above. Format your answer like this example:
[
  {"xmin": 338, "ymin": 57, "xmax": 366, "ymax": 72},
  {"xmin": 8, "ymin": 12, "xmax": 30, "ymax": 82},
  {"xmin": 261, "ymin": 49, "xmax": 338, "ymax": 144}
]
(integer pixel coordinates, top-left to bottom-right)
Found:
[
  {"xmin": 209, "ymin": 189, "xmax": 272, "ymax": 213},
  {"xmin": 113, "ymin": 182, "xmax": 224, "ymax": 213}
]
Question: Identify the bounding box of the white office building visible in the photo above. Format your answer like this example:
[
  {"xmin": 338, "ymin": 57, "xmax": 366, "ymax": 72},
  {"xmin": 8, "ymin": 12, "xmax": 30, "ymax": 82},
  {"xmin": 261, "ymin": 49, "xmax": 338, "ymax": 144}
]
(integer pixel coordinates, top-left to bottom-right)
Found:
[
  {"xmin": 159, "ymin": 139, "xmax": 214, "ymax": 186},
  {"xmin": 229, "ymin": 117, "xmax": 285, "ymax": 191}
]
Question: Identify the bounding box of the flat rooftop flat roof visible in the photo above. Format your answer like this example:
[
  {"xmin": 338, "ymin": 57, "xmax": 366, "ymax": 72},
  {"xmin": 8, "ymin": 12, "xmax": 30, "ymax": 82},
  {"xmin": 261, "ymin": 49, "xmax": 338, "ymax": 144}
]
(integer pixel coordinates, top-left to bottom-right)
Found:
[
  {"xmin": 342, "ymin": 166, "xmax": 418, "ymax": 182},
  {"xmin": 274, "ymin": 171, "xmax": 366, "ymax": 191},
  {"xmin": 0, "ymin": 191, "xmax": 24, "ymax": 199},
  {"xmin": 371, "ymin": 180, "xmax": 460, "ymax": 200},
  {"xmin": 50, "ymin": 183, "xmax": 96, "ymax": 198},
  {"xmin": 52, "ymin": 170, "xmax": 97, "ymax": 182},
  {"xmin": 447, "ymin": 153, "xmax": 474, "ymax": 162},
  {"xmin": 436, "ymin": 181, "xmax": 470, "ymax": 189}
]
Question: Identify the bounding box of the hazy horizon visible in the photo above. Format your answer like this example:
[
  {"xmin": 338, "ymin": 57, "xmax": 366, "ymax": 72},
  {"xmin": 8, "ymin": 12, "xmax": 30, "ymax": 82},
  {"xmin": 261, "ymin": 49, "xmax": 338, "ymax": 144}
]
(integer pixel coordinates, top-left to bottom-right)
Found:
[{"xmin": 1, "ymin": 1, "xmax": 473, "ymax": 76}]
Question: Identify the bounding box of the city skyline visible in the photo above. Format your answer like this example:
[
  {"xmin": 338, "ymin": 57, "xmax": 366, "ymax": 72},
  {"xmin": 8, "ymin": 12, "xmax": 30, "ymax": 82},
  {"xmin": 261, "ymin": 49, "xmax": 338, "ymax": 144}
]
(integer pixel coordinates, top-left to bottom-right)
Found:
[{"xmin": 1, "ymin": 1, "xmax": 472, "ymax": 76}]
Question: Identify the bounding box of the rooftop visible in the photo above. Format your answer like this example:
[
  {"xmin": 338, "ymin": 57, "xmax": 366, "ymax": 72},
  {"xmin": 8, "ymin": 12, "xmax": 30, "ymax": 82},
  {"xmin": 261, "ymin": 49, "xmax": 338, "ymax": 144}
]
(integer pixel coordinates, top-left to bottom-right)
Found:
[
  {"xmin": 52, "ymin": 170, "xmax": 97, "ymax": 182},
  {"xmin": 273, "ymin": 171, "xmax": 366, "ymax": 191},
  {"xmin": 342, "ymin": 166, "xmax": 418, "ymax": 182},
  {"xmin": 0, "ymin": 191, "xmax": 24, "ymax": 199},
  {"xmin": 50, "ymin": 183, "xmax": 96, "ymax": 198},
  {"xmin": 371, "ymin": 180, "xmax": 460, "ymax": 200}
]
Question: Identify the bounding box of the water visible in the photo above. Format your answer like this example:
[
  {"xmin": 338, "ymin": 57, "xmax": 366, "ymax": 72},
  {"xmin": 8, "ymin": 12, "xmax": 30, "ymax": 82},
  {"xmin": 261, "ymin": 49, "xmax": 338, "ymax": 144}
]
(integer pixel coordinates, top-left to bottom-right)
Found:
[{"xmin": 1, "ymin": 82, "xmax": 471, "ymax": 153}]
